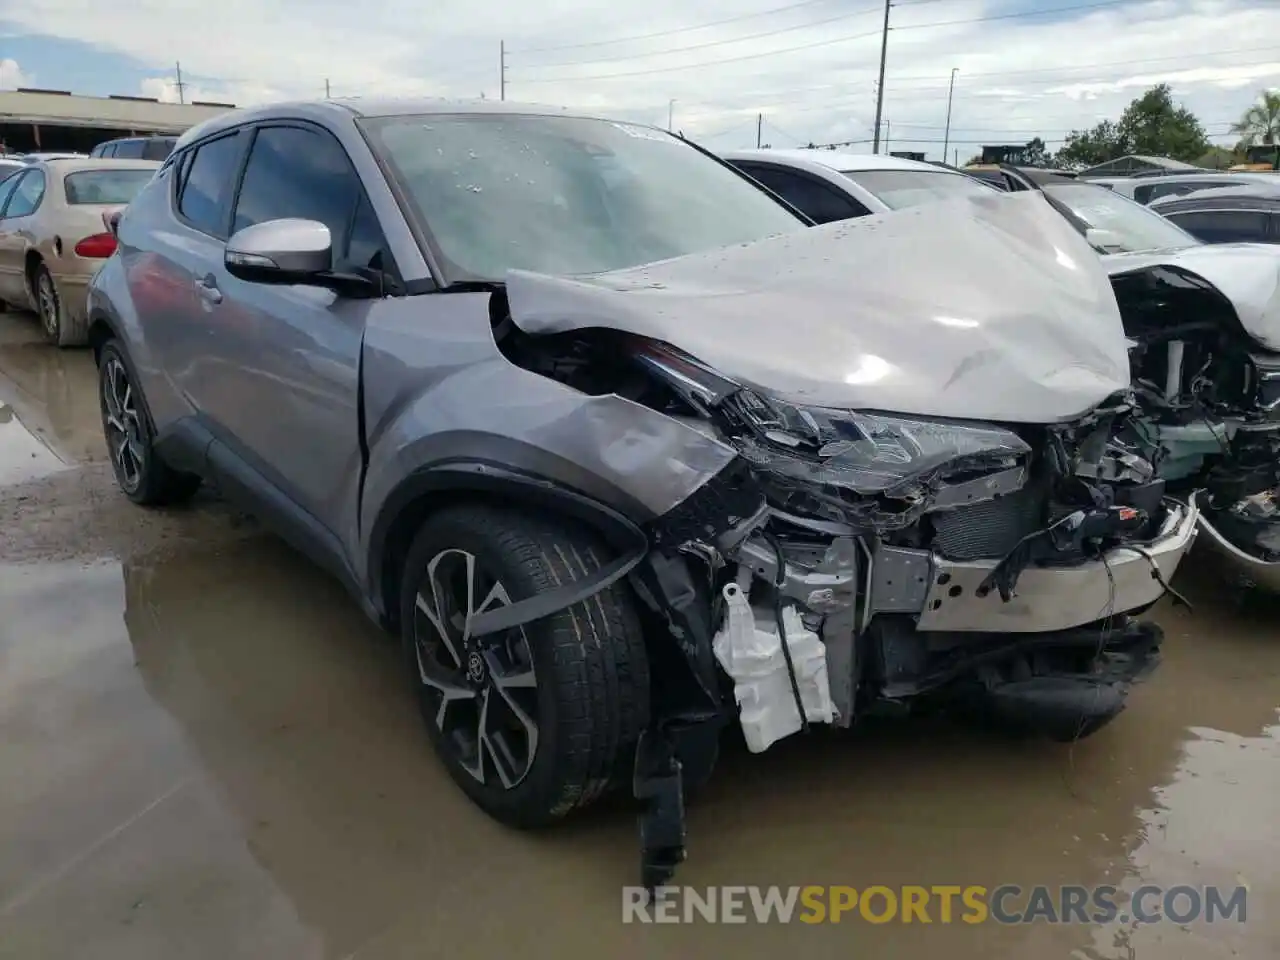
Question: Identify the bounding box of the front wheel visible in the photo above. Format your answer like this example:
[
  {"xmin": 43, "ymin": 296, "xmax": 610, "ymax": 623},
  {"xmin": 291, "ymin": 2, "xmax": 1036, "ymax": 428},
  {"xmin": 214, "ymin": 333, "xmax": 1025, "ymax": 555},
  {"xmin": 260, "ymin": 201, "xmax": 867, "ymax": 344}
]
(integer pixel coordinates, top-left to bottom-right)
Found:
[{"xmin": 399, "ymin": 505, "xmax": 650, "ymax": 827}]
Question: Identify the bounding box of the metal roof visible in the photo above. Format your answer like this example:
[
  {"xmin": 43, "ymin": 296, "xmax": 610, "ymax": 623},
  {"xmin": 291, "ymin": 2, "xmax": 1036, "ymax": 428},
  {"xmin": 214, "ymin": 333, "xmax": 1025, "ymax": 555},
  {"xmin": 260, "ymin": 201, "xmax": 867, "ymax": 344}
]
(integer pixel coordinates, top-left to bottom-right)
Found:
[{"xmin": 0, "ymin": 89, "xmax": 234, "ymax": 134}]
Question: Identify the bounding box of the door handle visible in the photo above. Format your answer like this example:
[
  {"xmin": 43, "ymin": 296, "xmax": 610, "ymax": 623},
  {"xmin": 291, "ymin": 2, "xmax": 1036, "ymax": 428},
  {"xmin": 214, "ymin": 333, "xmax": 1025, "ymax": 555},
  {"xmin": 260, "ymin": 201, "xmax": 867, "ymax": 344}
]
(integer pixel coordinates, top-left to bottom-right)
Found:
[{"xmin": 195, "ymin": 274, "xmax": 223, "ymax": 304}]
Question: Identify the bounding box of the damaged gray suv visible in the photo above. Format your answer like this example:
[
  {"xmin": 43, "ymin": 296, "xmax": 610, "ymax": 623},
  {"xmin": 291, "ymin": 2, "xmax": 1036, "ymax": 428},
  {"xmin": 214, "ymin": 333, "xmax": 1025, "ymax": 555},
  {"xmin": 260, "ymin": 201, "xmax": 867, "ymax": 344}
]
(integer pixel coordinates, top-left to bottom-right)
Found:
[{"xmin": 87, "ymin": 101, "xmax": 1199, "ymax": 887}]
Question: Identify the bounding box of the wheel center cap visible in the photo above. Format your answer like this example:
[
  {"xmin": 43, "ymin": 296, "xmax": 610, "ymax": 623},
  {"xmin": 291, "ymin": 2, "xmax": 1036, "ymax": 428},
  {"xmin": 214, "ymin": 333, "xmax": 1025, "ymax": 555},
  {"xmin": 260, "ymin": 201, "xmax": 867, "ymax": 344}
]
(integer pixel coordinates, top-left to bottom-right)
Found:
[{"xmin": 466, "ymin": 650, "xmax": 487, "ymax": 686}]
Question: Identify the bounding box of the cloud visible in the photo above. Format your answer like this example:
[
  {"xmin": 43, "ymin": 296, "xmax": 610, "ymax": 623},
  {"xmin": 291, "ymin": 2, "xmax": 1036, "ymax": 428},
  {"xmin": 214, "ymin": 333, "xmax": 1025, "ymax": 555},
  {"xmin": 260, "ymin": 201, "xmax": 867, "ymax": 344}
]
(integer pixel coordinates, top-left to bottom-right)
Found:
[
  {"xmin": 0, "ymin": 57, "xmax": 34, "ymax": 89},
  {"xmin": 3, "ymin": 0, "xmax": 1279, "ymax": 157}
]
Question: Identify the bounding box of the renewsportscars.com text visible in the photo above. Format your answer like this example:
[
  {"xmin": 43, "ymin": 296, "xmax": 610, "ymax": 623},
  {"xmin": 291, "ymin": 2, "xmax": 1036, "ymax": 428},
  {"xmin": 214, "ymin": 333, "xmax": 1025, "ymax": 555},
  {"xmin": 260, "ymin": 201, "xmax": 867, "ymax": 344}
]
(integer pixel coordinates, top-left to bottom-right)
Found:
[{"xmin": 622, "ymin": 884, "xmax": 1248, "ymax": 925}]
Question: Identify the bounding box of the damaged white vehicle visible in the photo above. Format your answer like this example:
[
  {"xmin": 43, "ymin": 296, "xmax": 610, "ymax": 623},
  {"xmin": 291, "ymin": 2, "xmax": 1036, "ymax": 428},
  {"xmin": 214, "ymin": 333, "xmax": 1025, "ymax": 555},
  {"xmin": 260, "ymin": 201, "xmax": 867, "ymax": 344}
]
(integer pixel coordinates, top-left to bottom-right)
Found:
[
  {"xmin": 88, "ymin": 103, "xmax": 1197, "ymax": 890},
  {"xmin": 992, "ymin": 170, "xmax": 1280, "ymax": 590}
]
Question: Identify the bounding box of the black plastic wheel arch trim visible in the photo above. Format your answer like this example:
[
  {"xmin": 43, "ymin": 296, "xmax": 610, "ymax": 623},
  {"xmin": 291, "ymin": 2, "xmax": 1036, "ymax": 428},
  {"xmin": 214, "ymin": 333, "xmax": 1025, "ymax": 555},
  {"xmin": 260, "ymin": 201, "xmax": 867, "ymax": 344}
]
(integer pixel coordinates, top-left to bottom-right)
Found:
[{"xmin": 372, "ymin": 460, "xmax": 652, "ymax": 635}]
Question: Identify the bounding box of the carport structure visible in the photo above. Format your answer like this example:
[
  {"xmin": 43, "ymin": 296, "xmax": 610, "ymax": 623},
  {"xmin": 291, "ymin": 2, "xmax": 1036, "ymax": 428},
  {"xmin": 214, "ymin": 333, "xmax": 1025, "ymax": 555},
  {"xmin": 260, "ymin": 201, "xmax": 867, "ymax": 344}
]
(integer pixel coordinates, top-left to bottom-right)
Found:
[{"xmin": 0, "ymin": 88, "xmax": 234, "ymax": 154}]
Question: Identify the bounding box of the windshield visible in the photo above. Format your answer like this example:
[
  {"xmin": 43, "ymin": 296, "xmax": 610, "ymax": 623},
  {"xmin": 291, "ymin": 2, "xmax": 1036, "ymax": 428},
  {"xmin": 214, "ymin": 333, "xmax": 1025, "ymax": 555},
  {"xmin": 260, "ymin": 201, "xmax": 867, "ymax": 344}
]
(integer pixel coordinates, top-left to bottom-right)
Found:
[
  {"xmin": 362, "ymin": 113, "xmax": 806, "ymax": 281},
  {"xmin": 1040, "ymin": 182, "xmax": 1198, "ymax": 253},
  {"xmin": 840, "ymin": 168, "xmax": 998, "ymax": 209},
  {"xmin": 63, "ymin": 169, "xmax": 156, "ymax": 204}
]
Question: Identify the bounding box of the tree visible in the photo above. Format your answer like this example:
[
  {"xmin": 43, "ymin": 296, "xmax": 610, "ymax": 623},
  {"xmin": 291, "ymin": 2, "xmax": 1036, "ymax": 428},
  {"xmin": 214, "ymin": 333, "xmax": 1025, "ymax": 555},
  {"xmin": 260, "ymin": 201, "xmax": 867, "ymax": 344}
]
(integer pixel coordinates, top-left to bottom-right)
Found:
[
  {"xmin": 1231, "ymin": 89, "xmax": 1280, "ymax": 146},
  {"xmin": 1055, "ymin": 120, "xmax": 1125, "ymax": 168},
  {"xmin": 1020, "ymin": 137, "xmax": 1050, "ymax": 167},
  {"xmin": 1054, "ymin": 84, "xmax": 1209, "ymax": 167},
  {"xmin": 1117, "ymin": 84, "xmax": 1209, "ymax": 162}
]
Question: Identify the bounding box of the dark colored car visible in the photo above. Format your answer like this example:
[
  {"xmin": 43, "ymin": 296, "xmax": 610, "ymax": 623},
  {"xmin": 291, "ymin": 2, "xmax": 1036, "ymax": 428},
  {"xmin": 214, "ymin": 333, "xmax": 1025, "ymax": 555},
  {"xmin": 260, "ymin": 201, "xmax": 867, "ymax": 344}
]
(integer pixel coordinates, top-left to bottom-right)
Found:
[
  {"xmin": 1149, "ymin": 184, "xmax": 1280, "ymax": 243},
  {"xmin": 89, "ymin": 136, "xmax": 178, "ymax": 162}
]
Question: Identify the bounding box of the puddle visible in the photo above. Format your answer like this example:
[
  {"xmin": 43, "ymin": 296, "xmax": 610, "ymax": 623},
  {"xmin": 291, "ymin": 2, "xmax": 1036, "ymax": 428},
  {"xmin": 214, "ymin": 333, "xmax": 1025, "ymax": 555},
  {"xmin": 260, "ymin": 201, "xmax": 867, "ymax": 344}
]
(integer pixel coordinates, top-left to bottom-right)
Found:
[
  {"xmin": 0, "ymin": 403, "xmax": 71, "ymax": 485},
  {"xmin": 0, "ymin": 314, "xmax": 104, "ymax": 467},
  {"xmin": 0, "ymin": 536, "xmax": 1277, "ymax": 959}
]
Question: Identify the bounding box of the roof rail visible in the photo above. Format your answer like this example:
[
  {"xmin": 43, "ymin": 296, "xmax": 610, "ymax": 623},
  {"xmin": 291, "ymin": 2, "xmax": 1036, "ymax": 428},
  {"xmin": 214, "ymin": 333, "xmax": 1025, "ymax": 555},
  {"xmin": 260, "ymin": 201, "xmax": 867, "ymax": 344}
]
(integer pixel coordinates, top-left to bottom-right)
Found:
[{"xmin": 1128, "ymin": 167, "xmax": 1207, "ymax": 179}]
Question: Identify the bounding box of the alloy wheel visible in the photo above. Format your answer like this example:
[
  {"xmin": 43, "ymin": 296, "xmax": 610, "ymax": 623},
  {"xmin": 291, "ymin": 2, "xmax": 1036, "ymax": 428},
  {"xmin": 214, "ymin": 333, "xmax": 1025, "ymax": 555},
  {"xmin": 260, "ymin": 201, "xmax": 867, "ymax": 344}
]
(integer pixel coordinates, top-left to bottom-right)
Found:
[
  {"xmin": 36, "ymin": 271, "xmax": 59, "ymax": 338},
  {"xmin": 412, "ymin": 548, "xmax": 539, "ymax": 789},
  {"xmin": 101, "ymin": 356, "xmax": 145, "ymax": 493}
]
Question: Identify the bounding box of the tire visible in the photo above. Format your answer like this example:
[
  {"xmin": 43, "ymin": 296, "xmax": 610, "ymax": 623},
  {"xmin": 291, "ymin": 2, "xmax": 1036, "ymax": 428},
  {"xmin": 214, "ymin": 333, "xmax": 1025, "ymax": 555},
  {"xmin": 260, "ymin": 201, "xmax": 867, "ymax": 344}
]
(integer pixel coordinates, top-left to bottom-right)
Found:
[
  {"xmin": 33, "ymin": 264, "xmax": 68, "ymax": 347},
  {"xmin": 400, "ymin": 504, "xmax": 650, "ymax": 828},
  {"xmin": 98, "ymin": 339, "xmax": 202, "ymax": 506}
]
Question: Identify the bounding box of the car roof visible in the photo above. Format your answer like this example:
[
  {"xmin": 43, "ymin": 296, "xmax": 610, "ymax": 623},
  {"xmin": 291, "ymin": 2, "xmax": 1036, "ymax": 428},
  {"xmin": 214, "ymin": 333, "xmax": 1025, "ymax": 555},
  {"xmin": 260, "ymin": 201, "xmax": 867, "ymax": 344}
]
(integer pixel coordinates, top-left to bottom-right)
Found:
[
  {"xmin": 721, "ymin": 149, "xmax": 942, "ymax": 174},
  {"xmin": 1150, "ymin": 183, "xmax": 1280, "ymax": 207},
  {"xmin": 721, "ymin": 147, "xmax": 942, "ymax": 173},
  {"xmin": 37, "ymin": 158, "xmax": 163, "ymax": 173},
  {"xmin": 174, "ymin": 98, "xmax": 642, "ymax": 151}
]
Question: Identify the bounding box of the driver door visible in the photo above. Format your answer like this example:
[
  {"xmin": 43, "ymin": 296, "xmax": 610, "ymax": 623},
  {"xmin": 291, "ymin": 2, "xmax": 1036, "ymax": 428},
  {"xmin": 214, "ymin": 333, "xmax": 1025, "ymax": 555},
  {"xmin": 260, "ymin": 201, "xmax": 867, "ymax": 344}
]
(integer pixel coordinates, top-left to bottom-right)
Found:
[{"xmin": 189, "ymin": 122, "xmax": 389, "ymax": 529}]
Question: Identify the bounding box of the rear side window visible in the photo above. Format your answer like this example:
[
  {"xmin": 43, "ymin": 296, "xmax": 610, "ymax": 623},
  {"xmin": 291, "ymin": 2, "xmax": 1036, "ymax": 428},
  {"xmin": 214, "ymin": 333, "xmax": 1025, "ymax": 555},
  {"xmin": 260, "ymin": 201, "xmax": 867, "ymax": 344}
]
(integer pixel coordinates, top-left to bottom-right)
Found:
[
  {"xmin": 1165, "ymin": 210, "xmax": 1271, "ymax": 243},
  {"xmin": 112, "ymin": 140, "xmax": 145, "ymax": 159},
  {"xmin": 4, "ymin": 170, "xmax": 46, "ymax": 217},
  {"xmin": 841, "ymin": 168, "xmax": 996, "ymax": 209},
  {"xmin": 737, "ymin": 163, "xmax": 870, "ymax": 224},
  {"xmin": 177, "ymin": 131, "xmax": 247, "ymax": 237},
  {"xmin": 142, "ymin": 139, "xmax": 176, "ymax": 161},
  {"xmin": 0, "ymin": 171, "xmax": 24, "ymax": 212},
  {"xmin": 231, "ymin": 125, "xmax": 367, "ymax": 267},
  {"xmin": 64, "ymin": 169, "xmax": 156, "ymax": 204}
]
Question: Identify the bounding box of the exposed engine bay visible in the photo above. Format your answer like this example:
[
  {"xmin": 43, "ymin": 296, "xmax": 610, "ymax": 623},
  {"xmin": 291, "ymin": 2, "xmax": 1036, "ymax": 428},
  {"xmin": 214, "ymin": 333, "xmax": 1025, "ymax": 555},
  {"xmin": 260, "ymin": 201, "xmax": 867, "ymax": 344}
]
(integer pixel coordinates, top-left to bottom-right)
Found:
[
  {"xmin": 1110, "ymin": 261, "xmax": 1280, "ymax": 583},
  {"xmin": 491, "ymin": 291, "xmax": 1197, "ymax": 887}
]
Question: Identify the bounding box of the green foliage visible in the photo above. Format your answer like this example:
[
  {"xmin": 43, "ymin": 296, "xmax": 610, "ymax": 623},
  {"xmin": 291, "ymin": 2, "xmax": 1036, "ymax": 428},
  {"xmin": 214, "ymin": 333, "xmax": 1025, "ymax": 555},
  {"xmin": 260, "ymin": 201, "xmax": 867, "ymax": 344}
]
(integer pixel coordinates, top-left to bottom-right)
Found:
[{"xmin": 1054, "ymin": 84, "xmax": 1209, "ymax": 167}]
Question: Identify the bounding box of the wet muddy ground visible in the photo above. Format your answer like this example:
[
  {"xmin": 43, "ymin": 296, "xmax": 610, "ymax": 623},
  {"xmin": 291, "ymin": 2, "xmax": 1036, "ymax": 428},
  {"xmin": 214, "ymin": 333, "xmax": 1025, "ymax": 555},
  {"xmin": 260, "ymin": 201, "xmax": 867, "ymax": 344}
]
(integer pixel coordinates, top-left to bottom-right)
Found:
[{"xmin": 1, "ymin": 311, "xmax": 1278, "ymax": 960}]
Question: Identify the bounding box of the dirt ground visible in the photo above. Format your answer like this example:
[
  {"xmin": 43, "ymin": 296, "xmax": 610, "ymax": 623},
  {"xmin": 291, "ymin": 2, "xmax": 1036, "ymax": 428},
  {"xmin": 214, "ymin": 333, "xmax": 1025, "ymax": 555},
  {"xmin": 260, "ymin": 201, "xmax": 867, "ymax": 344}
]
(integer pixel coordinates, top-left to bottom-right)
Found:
[{"xmin": 2, "ymin": 311, "xmax": 1278, "ymax": 960}]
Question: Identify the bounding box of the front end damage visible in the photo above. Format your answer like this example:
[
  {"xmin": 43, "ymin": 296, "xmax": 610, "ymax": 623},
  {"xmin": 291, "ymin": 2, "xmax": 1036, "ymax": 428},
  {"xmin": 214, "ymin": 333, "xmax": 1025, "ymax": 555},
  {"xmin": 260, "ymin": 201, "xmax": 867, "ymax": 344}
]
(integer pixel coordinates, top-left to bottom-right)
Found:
[
  {"xmin": 1107, "ymin": 251, "xmax": 1280, "ymax": 589},
  {"xmin": 482, "ymin": 196, "xmax": 1199, "ymax": 887},
  {"xmin": 517, "ymin": 334, "xmax": 1197, "ymax": 889}
]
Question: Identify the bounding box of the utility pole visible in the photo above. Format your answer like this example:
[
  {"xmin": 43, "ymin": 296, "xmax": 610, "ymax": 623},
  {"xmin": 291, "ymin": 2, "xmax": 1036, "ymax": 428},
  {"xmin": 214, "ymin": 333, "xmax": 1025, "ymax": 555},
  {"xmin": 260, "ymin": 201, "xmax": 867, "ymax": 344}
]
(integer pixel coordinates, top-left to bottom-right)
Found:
[
  {"xmin": 324, "ymin": 78, "xmax": 331, "ymax": 98},
  {"xmin": 871, "ymin": 0, "xmax": 891, "ymax": 154},
  {"xmin": 174, "ymin": 62, "xmax": 186, "ymax": 105},
  {"xmin": 667, "ymin": 99, "xmax": 675, "ymax": 132},
  {"xmin": 756, "ymin": 113, "xmax": 763, "ymax": 148},
  {"xmin": 941, "ymin": 67, "xmax": 958, "ymax": 163},
  {"xmin": 500, "ymin": 40, "xmax": 507, "ymax": 101},
  {"xmin": 883, "ymin": 118, "xmax": 890, "ymax": 154}
]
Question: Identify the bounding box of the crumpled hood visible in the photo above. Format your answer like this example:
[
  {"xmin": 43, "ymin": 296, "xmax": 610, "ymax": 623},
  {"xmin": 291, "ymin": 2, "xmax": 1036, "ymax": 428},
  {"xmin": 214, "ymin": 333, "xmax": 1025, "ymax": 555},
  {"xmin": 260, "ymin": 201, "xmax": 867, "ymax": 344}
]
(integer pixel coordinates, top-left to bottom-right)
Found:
[
  {"xmin": 505, "ymin": 192, "xmax": 1130, "ymax": 424},
  {"xmin": 1102, "ymin": 243, "xmax": 1280, "ymax": 351}
]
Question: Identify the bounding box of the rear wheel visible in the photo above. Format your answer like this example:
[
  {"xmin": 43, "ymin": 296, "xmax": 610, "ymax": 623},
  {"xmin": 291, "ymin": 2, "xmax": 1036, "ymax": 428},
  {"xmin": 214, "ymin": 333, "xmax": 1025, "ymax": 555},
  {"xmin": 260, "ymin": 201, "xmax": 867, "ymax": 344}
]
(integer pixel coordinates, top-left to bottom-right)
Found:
[
  {"xmin": 98, "ymin": 339, "xmax": 202, "ymax": 505},
  {"xmin": 34, "ymin": 265, "xmax": 67, "ymax": 346},
  {"xmin": 399, "ymin": 505, "xmax": 650, "ymax": 827}
]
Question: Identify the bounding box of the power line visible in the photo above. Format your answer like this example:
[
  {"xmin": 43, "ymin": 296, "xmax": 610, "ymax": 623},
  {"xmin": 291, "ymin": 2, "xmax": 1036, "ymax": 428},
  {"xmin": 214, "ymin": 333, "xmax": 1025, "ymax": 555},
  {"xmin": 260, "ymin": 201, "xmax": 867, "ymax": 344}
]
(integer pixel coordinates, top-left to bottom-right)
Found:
[
  {"xmin": 672, "ymin": 57, "xmax": 1280, "ymax": 117},
  {"xmin": 512, "ymin": 0, "xmax": 1161, "ymax": 83},
  {"xmin": 520, "ymin": 3, "xmax": 885, "ymax": 68},
  {"xmin": 617, "ymin": 46, "xmax": 1280, "ymax": 108},
  {"xmin": 512, "ymin": 29, "xmax": 884, "ymax": 82},
  {"xmin": 894, "ymin": 0, "xmax": 1144, "ymax": 34},
  {"xmin": 511, "ymin": 0, "xmax": 834, "ymax": 54}
]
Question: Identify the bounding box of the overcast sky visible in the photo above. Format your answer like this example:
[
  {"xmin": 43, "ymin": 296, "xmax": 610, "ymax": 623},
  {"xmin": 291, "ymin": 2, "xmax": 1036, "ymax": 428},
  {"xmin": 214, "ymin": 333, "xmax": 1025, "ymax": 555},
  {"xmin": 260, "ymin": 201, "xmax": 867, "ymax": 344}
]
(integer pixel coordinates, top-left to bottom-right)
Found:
[{"xmin": 1, "ymin": 0, "xmax": 1277, "ymax": 159}]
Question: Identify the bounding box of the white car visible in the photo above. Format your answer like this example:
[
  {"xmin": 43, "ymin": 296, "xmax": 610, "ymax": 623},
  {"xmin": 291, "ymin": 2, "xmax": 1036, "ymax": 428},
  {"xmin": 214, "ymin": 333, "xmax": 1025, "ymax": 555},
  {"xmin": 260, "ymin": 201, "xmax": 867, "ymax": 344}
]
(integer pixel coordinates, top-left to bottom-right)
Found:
[
  {"xmin": 721, "ymin": 149, "xmax": 996, "ymax": 222},
  {"xmin": 1084, "ymin": 171, "xmax": 1279, "ymax": 206}
]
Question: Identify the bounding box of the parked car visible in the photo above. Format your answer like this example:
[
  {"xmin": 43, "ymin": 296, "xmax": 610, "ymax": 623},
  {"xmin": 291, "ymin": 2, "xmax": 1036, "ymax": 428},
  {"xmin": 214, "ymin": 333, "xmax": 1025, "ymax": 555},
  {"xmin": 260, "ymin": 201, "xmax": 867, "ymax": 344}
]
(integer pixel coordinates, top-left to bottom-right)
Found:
[
  {"xmin": 20, "ymin": 152, "xmax": 88, "ymax": 163},
  {"xmin": 964, "ymin": 163, "xmax": 1077, "ymax": 190},
  {"xmin": 1149, "ymin": 183, "xmax": 1280, "ymax": 243},
  {"xmin": 721, "ymin": 148, "xmax": 996, "ymax": 221},
  {"xmin": 0, "ymin": 158, "xmax": 160, "ymax": 345},
  {"xmin": 89, "ymin": 135, "xmax": 178, "ymax": 161},
  {"xmin": 88, "ymin": 102, "xmax": 1197, "ymax": 886},
  {"xmin": 1081, "ymin": 170, "xmax": 1279, "ymax": 205},
  {"xmin": 722, "ymin": 150, "xmax": 1280, "ymax": 591}
]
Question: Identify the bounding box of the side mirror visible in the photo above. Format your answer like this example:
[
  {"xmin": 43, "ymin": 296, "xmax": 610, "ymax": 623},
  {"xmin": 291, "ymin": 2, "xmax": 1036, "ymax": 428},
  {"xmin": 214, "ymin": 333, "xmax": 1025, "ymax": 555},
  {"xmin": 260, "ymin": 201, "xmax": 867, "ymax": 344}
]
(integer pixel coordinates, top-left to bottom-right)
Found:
[{"xmin": 225, "ymin": 218, "xmax": 334, "ymax": 286}]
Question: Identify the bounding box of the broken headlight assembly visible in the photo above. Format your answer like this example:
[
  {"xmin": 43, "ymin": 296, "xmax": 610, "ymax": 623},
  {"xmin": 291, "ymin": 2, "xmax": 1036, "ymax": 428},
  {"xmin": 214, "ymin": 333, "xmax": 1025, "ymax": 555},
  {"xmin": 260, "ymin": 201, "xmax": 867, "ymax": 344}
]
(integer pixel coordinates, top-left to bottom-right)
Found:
[{"xmin": 723, "ymin": 390, "xmax": 1030, "ymax": 505}]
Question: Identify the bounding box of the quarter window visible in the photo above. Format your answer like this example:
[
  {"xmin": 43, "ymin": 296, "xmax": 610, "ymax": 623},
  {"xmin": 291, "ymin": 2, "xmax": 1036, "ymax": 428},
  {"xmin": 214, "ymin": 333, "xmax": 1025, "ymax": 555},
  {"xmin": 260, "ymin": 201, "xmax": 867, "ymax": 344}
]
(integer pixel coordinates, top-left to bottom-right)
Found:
[
  {"xmin": 4, "ymin": 170, "xmax": 46, "ymax": 217},
  {"xmin": 177, "ymin": 131, "xmax": 247, "ymax": 237},
  {"xmin": 737, "ymin": 164, "xmax": 870, "ymax": 223}
]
